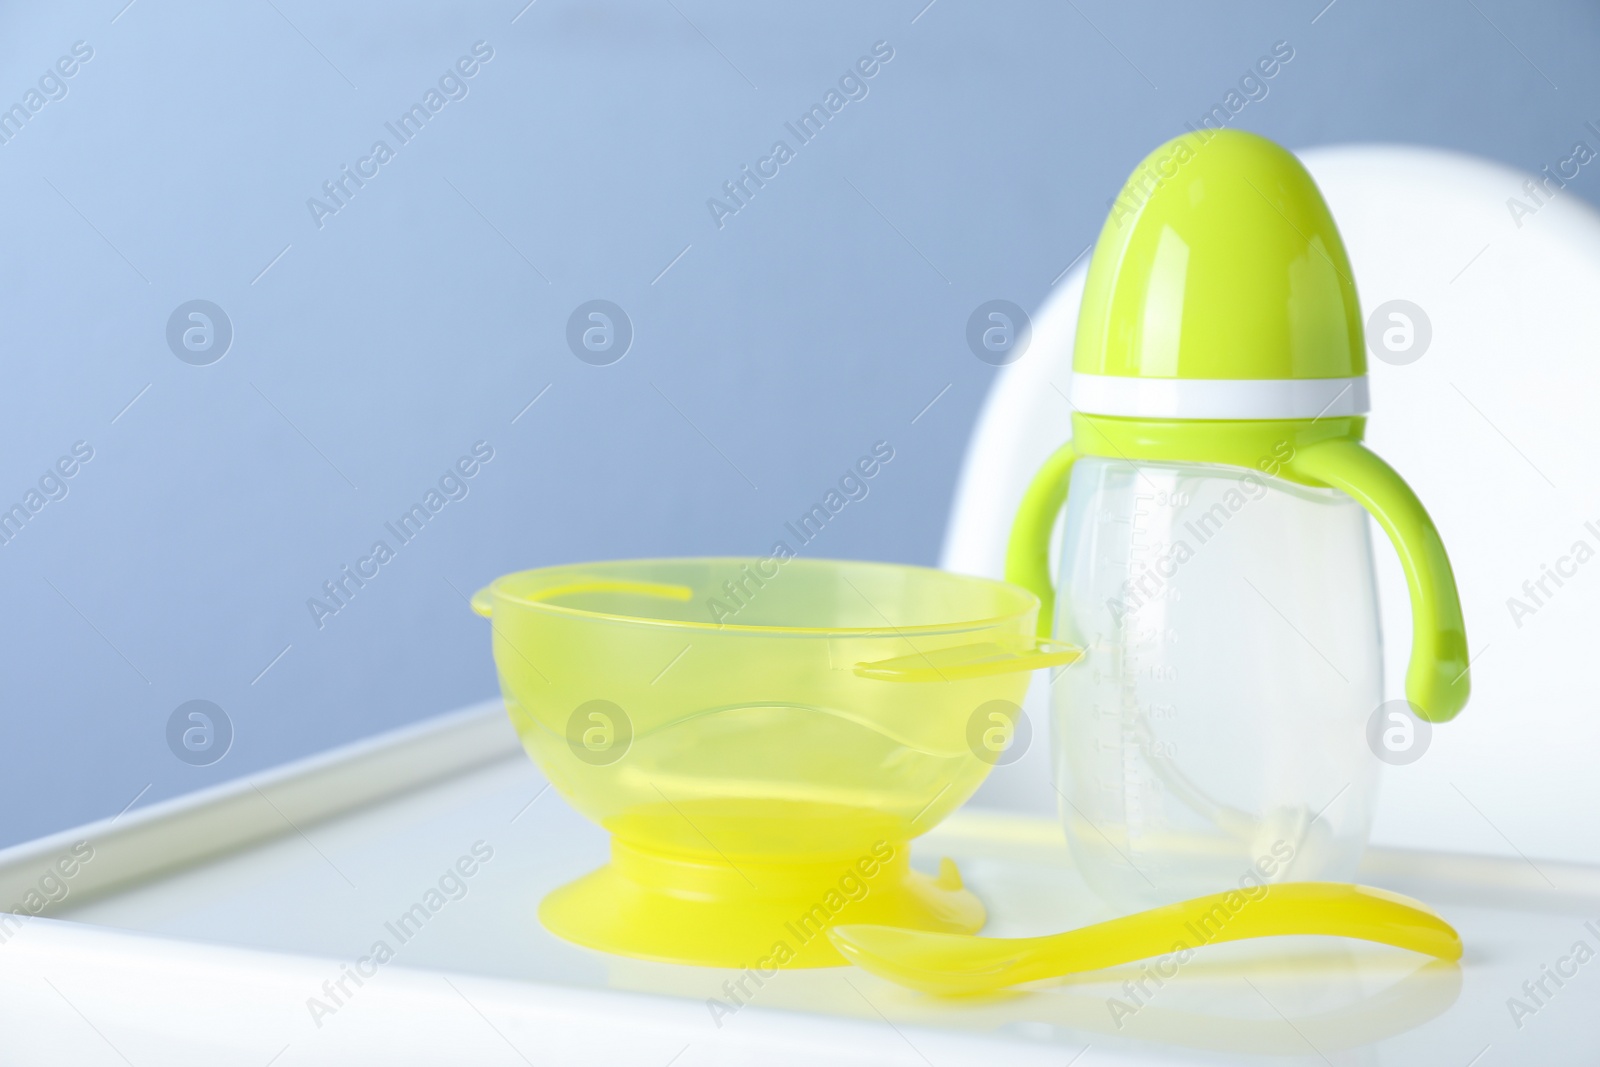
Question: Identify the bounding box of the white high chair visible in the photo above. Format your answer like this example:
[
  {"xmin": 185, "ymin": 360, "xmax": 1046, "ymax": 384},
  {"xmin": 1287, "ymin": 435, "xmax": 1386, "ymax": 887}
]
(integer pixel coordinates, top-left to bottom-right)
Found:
[
  {"xmin": 2, "ymin": 143, "xmax": 1595, "ymax": 1067},
  {"xmin": 948, "ymin": 144, "xmax": 1600, "ymax": 866}
]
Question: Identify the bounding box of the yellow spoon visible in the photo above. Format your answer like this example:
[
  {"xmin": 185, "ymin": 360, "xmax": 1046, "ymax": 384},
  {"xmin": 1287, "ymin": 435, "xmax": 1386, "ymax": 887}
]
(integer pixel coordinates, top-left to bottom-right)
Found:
[{"xmin": 828, "ymin": 882, "xmax": 1461, "ymax": 995}]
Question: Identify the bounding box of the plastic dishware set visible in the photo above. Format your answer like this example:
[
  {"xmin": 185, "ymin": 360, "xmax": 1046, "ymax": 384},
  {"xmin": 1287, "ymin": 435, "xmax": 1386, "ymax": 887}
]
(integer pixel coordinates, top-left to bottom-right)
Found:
[{"xmin": 474, "ymin": 130, "xmax": 1471, "ymax": 990}]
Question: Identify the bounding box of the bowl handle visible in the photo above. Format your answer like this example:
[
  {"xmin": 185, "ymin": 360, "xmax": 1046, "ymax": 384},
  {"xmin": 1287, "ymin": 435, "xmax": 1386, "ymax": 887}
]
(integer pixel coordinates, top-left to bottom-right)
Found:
[{"xmin": 853, "ymin": 638, "xmax": 1081, "ymax": 683}]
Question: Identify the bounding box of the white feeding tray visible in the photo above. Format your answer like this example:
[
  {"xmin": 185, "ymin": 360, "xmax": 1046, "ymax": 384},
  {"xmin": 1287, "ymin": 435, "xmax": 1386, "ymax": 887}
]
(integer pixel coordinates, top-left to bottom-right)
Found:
[{"xmin": 0, "ymin": 701, "xmax": 1595, "ymax": 1066}]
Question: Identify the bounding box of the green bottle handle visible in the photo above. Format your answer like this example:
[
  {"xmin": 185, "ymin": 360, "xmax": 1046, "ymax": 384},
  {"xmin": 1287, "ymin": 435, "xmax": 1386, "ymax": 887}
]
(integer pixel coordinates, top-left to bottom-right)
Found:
[
  {"xmin": 1004, "ymin": 436, "xmax": 1469, "ymax": 723},
  {"xmin": 1004, "ymin": 439, "xmax": 1079, "ymax": 639},
  {"xmin": 1285, "ymin": 438, "xmax": 1470, "ymax": 722}
]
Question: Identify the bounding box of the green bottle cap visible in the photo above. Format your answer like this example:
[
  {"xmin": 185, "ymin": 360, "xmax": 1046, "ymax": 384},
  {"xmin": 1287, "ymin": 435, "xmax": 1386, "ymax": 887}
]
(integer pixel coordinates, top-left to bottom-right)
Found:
[{"xmin": 1072, "ymin": 129, "xmax": 1367, "ymax": 421}]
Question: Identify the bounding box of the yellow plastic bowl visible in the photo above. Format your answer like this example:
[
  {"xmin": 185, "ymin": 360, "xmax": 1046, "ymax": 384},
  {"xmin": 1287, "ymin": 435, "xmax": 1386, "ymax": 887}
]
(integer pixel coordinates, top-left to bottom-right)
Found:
[{"xmin": 473, "ymin": 557, "xmax": 1076, "ymax": 967}]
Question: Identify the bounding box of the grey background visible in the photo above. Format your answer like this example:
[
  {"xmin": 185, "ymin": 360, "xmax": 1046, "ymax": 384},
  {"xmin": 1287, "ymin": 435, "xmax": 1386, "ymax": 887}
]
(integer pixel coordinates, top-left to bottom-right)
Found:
[{"xmin": 1, "ymin": 0, "xmax": 1596, "ymax": 848}]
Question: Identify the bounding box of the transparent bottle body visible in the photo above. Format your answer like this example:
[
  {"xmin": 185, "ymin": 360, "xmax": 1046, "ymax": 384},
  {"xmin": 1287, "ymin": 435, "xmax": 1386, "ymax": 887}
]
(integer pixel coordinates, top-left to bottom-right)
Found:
[{"xmin": 1052, "ymin": 457, "xmax": 1383, "ymax": 909}]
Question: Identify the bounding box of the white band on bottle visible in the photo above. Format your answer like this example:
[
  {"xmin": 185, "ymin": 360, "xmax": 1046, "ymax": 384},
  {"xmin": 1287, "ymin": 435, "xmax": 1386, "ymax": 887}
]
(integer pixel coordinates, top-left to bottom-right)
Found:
[{"xmin": 1068, "ymin": 373, "xmax": 1369, "ymax": 420}]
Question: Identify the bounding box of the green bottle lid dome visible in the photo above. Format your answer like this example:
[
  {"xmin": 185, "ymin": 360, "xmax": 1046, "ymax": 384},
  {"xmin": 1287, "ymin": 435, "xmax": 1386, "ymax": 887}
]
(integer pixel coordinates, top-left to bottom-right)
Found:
[{"xmin": 1071, "ymin": 129, "xmax": 1368, "ymax": 421}]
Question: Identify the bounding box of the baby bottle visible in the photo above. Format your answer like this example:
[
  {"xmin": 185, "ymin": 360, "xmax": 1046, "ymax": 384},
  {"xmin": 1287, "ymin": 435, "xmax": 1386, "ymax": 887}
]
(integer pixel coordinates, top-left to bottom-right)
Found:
[{"xmin": 1007, "ymin": 130, "xmax": 1470, "ymax": 907}]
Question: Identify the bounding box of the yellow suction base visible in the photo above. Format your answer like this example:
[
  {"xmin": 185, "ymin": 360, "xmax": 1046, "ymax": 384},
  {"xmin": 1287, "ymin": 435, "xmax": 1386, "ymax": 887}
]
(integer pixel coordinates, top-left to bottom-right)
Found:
[{"xmin": 540, "ymin": 837, "xmax": 985, "ymax": 968}]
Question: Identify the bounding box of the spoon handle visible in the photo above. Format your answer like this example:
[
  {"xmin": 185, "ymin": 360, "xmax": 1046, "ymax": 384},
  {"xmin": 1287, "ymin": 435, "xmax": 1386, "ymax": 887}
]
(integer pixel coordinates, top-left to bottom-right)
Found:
[{"xmin": 1006, "ymin": 882, "xmax": 1461, "ymax": 986}]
